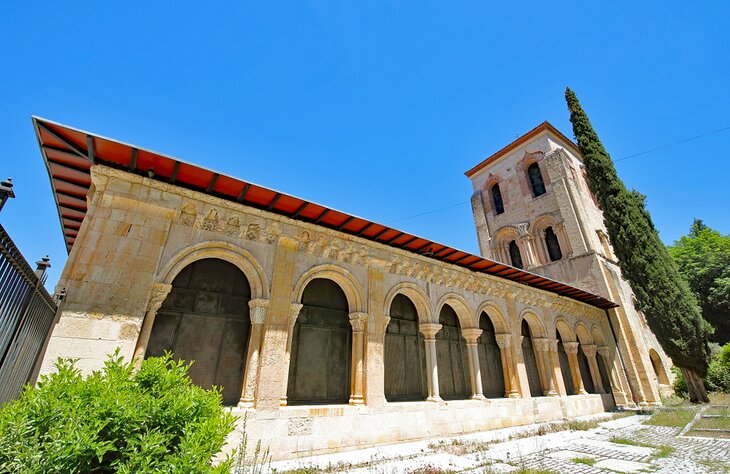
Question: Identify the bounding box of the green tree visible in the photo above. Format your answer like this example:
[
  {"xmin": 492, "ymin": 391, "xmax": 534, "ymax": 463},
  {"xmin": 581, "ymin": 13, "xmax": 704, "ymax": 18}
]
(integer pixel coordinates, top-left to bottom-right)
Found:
[
  {"xmin": 668, "ymin": 219, "xmax": 730, "ymax": 344},
  {"xmin": 0, "ymin": 352, "xmax": 236, "ymax": 473},
  {"xmin": 565, "ymin": 88, "xmax": 712, "ymax": 403}
]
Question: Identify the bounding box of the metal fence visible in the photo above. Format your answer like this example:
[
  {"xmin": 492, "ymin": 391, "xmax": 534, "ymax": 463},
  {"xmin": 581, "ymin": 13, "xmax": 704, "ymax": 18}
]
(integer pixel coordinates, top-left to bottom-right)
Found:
[{"xmin": 0, "ymin": 223, "xmax": 58, "ymax": 405}]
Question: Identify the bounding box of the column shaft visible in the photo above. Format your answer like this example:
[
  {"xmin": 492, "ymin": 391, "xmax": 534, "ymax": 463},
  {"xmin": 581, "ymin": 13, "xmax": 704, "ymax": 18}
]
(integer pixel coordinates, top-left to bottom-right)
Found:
[
  {"xmin": 349, "ymin": 312, "xmax": 368, "ymax": 405},
  {"xmin": 420, "ymin": 323, "xmax": 442, "ymax": 402}
]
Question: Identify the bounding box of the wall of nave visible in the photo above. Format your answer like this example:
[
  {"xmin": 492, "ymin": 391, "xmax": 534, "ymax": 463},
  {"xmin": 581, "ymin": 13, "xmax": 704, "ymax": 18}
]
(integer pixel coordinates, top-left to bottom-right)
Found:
[{"xmin": 41, "ymin": 166, "xmax": 632, "ymax": 458}]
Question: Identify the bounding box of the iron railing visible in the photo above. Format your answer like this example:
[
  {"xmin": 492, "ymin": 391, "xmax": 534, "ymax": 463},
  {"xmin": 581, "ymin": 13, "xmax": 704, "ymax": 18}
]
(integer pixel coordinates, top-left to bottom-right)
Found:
[{"xmin": 0, "ymin": 223, "xmax": 58, "ymax": 405}]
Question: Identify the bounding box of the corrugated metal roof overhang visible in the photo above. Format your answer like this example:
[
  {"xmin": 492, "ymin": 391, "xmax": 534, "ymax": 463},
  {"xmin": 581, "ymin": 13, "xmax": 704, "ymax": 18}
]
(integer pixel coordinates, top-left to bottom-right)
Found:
[{"xmin": 32, "ymin": 116, "xmax": 618, "ymax": 310}]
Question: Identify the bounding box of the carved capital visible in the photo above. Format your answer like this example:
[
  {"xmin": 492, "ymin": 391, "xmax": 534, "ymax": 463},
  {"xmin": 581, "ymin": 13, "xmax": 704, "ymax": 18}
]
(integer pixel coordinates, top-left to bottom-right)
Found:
[
  {"xmin": 582, "ymin": 344, "xmax": 598, "ymax": 357},
  {"xmin": 495, "ymin": 333, "xmax": 512, "ymax": 349},
  {"xmin": 380, "ymin": 314, "xmax": 392, "ymax": 335},
  {"xmin": 289, "ymin": 303, "xmax": 304, "ymax": 328},
  {"xmin": 516, "ymin": 222, "xmax": 530, "ymax": 237},
  {"xmin": 419, "ymin": 323, "xmax": 442, "ymax": 340},
  {"xmin": 532, "ymin": 337, "xmax": 550, "ymax": 352},
  {"xmin": 597, "ymin": 345, "xmax": 610, "ymax": 357},
  {"xmin": 461, "ymin": 328, "xmax": 483, "ymax": 344},
  {"xmin": 548, "ymin": 339, "xmax": 559, "ymax": 352},
  {"xmin": 348, "ymin": 312, "xmax": 368, "ymax": 332},
  {"xmin": 147, "ymin": 283, "xmax": 172, "ymax": 313},
  {"xmin": 563, "ymin": 341, "xmax": 579, "ymax": 354},
  {"xmin": 248, "ymin": 298, "xmax": 269, "ymax": 324}
]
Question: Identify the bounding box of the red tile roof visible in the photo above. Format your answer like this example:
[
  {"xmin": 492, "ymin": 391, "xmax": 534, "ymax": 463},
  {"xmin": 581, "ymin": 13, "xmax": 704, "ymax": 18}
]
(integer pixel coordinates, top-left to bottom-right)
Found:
[{"xmin": 32, "ymin": 116, "xmax": 616, "ymax": 310}]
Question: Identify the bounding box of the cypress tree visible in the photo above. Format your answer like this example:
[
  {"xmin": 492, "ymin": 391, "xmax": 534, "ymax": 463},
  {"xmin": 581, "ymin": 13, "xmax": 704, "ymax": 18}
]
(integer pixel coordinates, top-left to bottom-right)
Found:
[{"xmin": 565, "ymin": 88, "xmax": 712, "ymax": 403}]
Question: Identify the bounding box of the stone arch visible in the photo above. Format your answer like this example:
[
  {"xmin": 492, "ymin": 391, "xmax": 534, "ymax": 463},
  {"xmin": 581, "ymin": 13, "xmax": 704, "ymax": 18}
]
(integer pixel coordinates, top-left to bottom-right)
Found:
[
  {"xmin": 554, "ymin": 317, "xmax": 577, "ymax": 342},
  {"xmin": 156, "ymin": 241, "xmax": 269, "ymax": 299},
  {"xmin": 475, "ymin": 301, "xmax": 510, "ymax": 334},
  {"xmin": 288, "ymin": 278, "xmax": 352, "ymax": 405},
  {"xmin": 384, "ymin": 282, "xmax": 433, "ymax": 323},
  {"xmin": 530, "ymin": 214, "xmax": 570, "ymax": 264},
  {"xmin": 517, "ymin": 151, "xmax": 550, "ymax": 197},
  {"xmin": 384, "ymin": 293, "xmax": 427, "ymax": 402},
  {"xmin": 483, "ymin": 174, "xmax": 508, "ymax": 215},
  {"xmin": 519, "ymin": 309, "xmax": 547, "ymax": 337},
  {"xmin": 147, "ymin": 258, "xmax": 253, "ymax": 406},
  {"xmin": 649, "ymin": 349, "xmax": 670, "ymax": 385},
  {"xmin": 293, "ymin": 264, "xmax": 366, "ymax": 313},
  {"xmin": 591, "ymin": 325, "xmax": 606, "ymax": 346},
  {"xmin": 492, "ymin": 226, "xmax": 525, "ymax": 266},
  {"xmin": 575, "ymin": 322, "xmax": 593, "ymax": 345},
  {"xmin": 436, "ymin": 293, "xmax": 476, "ymax": 328}
]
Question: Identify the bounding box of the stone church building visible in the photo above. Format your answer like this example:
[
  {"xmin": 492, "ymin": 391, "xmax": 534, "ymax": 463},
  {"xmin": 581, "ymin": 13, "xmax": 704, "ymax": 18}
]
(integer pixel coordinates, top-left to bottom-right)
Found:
[{"xmin": 33, "ymin": 117, "xmax": 672, "ymax": 458}]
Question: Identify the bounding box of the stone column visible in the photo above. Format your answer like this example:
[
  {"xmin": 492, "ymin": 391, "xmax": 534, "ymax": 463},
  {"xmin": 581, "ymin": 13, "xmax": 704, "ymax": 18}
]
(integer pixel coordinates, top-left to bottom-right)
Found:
[
  {"xmin": 419, "ymin": 323, "xmax": 443, "ymax": 402},
  {"xmin": 349, "ymin": 312, "xmax": 368, "ymax": 405},
  {"xmin": 513, "ymin": 222, "xmax": 536, "ymax": 267},
  {"xmin": 495, "ymin": 333, "xmax": 520, "ymax": 398},
  {"xmin": 548, "ymin": 339, "xmax": 567, "ymax": 396},
  {"xmin": 279, "ymin": 303, "xmax": 303, "ymax": 407},
  {"xmin": 462, "ymin": 328, "xmax": 485, "ymax": 400},
  {"xmin": 563, "ymin": 341, "xmax": 587, "ymax": 394},
  {"xmin": 133, "ymin": 282, "xmax": 172, "ymax": 369},
  {"xmin": 533, "ymin": 338, "xmax": 558, "ymax": 396},
  {"xmin": 582, "ymin": 344, "xmax": 605, "ymax": 394},
  {"xmin": 238, "ymin": 298, "xmax": 269, "ymax": 408}
]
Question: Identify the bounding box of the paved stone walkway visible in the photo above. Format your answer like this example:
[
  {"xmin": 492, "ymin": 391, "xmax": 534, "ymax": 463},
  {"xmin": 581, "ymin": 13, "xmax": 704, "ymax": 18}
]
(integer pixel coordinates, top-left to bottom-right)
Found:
[{"xmin": 267, "ymin": 413, "xmax": 730, "ymax": 473}]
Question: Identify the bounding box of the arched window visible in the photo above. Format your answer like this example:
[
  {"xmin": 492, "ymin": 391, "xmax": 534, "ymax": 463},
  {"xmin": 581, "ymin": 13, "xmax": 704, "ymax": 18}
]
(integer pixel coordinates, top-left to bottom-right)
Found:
[
  {"xmin": 545, "ymin": 226, "xmax": 562, "ymax": 261},
  {"xmin": 509, "ymin": 240, "xmax": 523, "ymax": 269},
  {"xmin": 577, "ymin": 344, "xmax": 595, "ymax": 394},
  {"xmin": 556, "ymin": 333, "xmax": 575, "ymax": 395},
  {"xmin": 287, "ymin": 278, "xmax": 351, "ymax": 405},
  {"xmin": 146, "ymin": 258, "xmax": 251, "ymax": 406},
  {"xmin": 527, "ymin": 163, "xmax": 546, "ymax": 197},
  {"xmin": 491, "ymin": 184, "xmax": 505, "ymax": 215},
  {"xmin": 521, "ymin": 320, "xmax": 542, "ymax": 397},
  {"xmin": 477, "ymin": 312, "xmax": 505, "ymax": 398},
  {"xmin": 385, "ymin": 295, "xmax": 427, "ymax": 402},
  {"xmin": 596, "ymin": 354, "xmax": 612, "ymax": 392},
  {"xmin": 435, "ymin": 305, "xmax": 470, "ymax": 400}
]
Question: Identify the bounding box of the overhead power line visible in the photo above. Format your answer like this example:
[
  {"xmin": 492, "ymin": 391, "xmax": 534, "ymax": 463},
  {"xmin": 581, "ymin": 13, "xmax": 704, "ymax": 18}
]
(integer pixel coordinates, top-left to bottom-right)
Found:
[
  {"xmin": 614, "ymin": 125, "xmax": 730, "ymax": 162},
  {"xmin": 385, "ymin": 124, "xmax": 730, "ymax": 224}
]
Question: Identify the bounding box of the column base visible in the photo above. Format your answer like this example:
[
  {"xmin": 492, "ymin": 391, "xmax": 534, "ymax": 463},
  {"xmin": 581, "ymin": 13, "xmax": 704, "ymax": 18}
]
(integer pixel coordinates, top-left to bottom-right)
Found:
[
  {"xmin": 546, "ymin": 390, "xmax": 559, "ymax": 397},
  {"xmin": 470, "ymin": 394, "xmax": 487, "ymax": 401},
  {"xmin": 237, "ymin": 398, "xmax": 255, "ymax": 409},
  {"xmin": 427, "ymin": 396, "xmax": 443, "ymax": 403},
  {"xmin": 279, "ymin": 397, "xmax": 288, "ymax": 407},
  {"xmin": 349, "ymin": 396, "xmax": 365, "ymax": 406},
  {"xmin": 507, "ymin": 392, "xmax": 521, "ymax": 399},
  {"xmin": 577, "ymin": 389, "xmax": 588, "ymax": 395}
]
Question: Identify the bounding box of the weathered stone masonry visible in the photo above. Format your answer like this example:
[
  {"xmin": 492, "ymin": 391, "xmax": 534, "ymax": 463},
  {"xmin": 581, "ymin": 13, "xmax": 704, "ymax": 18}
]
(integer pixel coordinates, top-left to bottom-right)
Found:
[{"xmin": 42, "ymin": 164, "xmax": 630, "ymax": 459}]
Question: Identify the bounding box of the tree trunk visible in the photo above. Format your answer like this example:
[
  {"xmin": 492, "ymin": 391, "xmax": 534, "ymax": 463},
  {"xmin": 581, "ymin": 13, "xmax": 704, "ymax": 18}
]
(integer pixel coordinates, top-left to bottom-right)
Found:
[{"xmin": 679, "ymin": 366, "xmax": 709, "ymax": 404}]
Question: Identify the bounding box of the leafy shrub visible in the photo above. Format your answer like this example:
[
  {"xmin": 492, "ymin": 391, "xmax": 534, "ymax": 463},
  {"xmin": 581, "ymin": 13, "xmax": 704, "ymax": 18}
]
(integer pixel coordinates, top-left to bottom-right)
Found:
[{"xmin": 0, "ymin": 351, "xmax": 236, "ymax": 473}]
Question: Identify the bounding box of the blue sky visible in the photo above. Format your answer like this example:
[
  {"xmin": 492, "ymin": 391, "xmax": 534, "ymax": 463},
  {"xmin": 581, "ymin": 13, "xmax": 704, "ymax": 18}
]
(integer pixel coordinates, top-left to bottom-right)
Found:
[{"xmin": 1, "ymin": 1, "xmax": 728, "ymax": 290}]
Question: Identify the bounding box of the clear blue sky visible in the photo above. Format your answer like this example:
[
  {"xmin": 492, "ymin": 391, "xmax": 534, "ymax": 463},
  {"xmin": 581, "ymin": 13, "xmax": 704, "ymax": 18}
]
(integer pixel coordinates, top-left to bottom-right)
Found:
[{"xmin": 1, "ymin": 1, "xmax": 728, "ymax": 290}]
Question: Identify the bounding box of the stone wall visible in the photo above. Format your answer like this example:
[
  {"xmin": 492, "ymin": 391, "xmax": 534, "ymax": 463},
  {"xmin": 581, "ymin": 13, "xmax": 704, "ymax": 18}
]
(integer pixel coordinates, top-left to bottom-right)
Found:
[{"xmin": 41, "ymin": 165, "xmax": 628, "ymax": 459}]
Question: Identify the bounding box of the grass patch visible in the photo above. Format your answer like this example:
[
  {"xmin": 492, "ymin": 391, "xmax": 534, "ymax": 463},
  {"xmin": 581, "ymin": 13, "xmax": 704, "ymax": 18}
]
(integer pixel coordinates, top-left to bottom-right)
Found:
[
  {"xmin": 609, "ymin": 437, "xmax": 655, "ymax": 448},
  {"xmin": 694, "ymin": 416, "xmax": 730, "ymax": 430},
  {"xmin": 643, "ymin": 409, "xmax": 696, "ymax": 428},
  {"xmin": 697, "ymin": 458, "xmax": 730, "ymax": 473},
  {"xmin": 655, "ymin": 445, "xmax": 675, "ymax": 458},
  {"xmin": 565, "ymin": 419, "xmax": 600, "ymax": 431},
  {"xmin": 572, "ymin": 457, "xmax": 596, "ymax": 465}
]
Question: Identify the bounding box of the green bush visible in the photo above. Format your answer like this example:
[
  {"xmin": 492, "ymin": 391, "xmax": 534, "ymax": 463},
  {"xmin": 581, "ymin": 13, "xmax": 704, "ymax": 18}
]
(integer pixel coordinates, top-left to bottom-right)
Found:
[
  {"xmin": 673, "ymin": 342, "xmax": 730, "ymax": 397},
  {"xmin": 0, "ymin": 351, "xmax": 236, "ymax": 473}
]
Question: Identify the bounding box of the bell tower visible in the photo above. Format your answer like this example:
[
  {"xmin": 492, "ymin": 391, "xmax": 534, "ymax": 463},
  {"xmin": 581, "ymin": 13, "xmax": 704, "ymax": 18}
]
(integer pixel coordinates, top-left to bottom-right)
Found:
[{"xmin": 465, "ymin": 121, "xmax": 674, "ymax": 406}]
